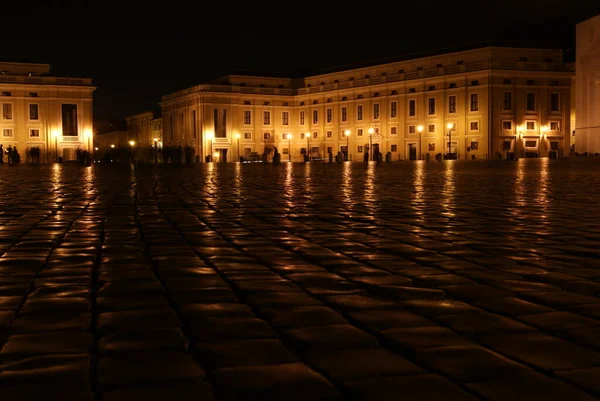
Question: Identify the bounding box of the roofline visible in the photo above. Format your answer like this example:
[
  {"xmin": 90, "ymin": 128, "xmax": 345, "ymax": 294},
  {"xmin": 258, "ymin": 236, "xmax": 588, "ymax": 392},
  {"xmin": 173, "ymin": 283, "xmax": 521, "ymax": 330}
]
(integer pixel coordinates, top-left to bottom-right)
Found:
[{"xmin": 0, "ymin": 61, "xmax": 51, "ymax": 67}]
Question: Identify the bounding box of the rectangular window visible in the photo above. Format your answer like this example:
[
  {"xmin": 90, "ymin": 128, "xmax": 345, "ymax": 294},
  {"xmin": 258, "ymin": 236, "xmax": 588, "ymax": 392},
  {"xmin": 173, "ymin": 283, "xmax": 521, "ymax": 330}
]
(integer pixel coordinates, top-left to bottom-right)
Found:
[
  {"xmin": 391, "ymin": 144, "xmax": 398, "ymax": 152},
  {"xmin": 373, "ymin": 103, "xmax": 380, "ymax": 119},
  {"xmin": 244, "ymin": 132, "xmax": 252, "ymax": 139},
  {"xmin": 300, "ymin": 132, "xmax": 305, "ymax": 139},
  {"xmin": 502, "ymin": 121, "xmax": 512, "ymax": 130},
  {"xmin": 192, "ymin": 110, "xmax": 197, "ymax": 138},
  {"xmin": 341, "ymin": 106, "xmax": 347, "ymax": 122},
  {"xmin": 326, "ymin": 131, "xmax": 332, "ymax": 138},
  {"xmin": 283, "ymin": 148, "xmax": 289, "ymax": 154},
  {"xmin": 61, "ymin": 104, "xmax": 78, "ymax": 136},
  {"xmin": 213, "ymin": 109, "xmax": 226, "ymax": 138},
  {"xmin": 282, "ymin": 133, "xmax": 287, "ymax": 140},
  {"xmin": 408, "ymin": 99, "xmax": 416, "ymax": 116},
  {"xmin": 282, "ymin": 111, "xmax": 289, "ymax": 126},
  {"xmin": 357, "ymin": 129, "xmax": 363, "ymax": 137},
  {"xmin": 448, "ymin": 96, "xmax": 456, "ymax": 113},
  {"xmin": 428, "ymin": 143, "xmax": 435, "ymax": 151},
  {"xmin": 312, "ymin": 110, "xmax": 318, "ymax": 124},
  {"xmin": 408, "ymin": 125, "xmax": 416, "ymax": 134},
  {"xmin": 263, "ymin": 111, "xmax": 271, "ymax": 125},
  {"xmin": 390, "ymin": 126, "xmax": 397, "ymax": 135},
  {"xmin": 390, "ymin": 101, "xmax": 397, "ymax": 118},
  {"xmin": 526, "ymin": 121, "xmax": 535, "ymax": 130},
  {"xmin": 29, "ymin": 104, "xmax": 39, "ymax": 120},
  {"xmin": 244, "ymin": 110, "xmax": 252, "ymax": 125},
  {"xmin": 428, "ymin": 124, "xmax": 435, "ymax": 133},
  {"xmin": 326, "ymin": 108, "xmax": 332, "ymax": 123},
  {"xmin": 30, "ymin": 128, "xmax": 40, "ymax": 137},
  {"xmin": 525, "ymin": 140, "xmax": 537, "ymax": 147},
  {"xmin": 312, "ymin": 131, "xmax": 318, "ymax": 139},
  {"xmin": 470, "ymin": 121, "xmax": 479, "ymax": 131},
  {"xmin": 526, "ymin": 93, "xmax": 536, "ymax": 111},
  {"xmin": 2, "ymin": 128, "xmax": 13, "ymax": 137},
  {"xmin": 428, "ymin": 98, "xmax": 436, "ymax": 115},
  {"xmin": 300, "ymin": 111, "xmax": 305, "ymax": 125},
  {"xmin": 470, "ymin": 141, "xmax": 479, "ymax": 150},
  {"xmin": 357, "ymin": 105, "xmax": 363, "ymax": 120},
  {"xmin": 470, "ymin": 93, "xmax": 479, "ymax": 112},
  {"xmin": 550, "ymin": 93, "xmax": 560, "ymax": 112},
  {"xmin": 2, "ymin": 103, "xmax": 12, "ymax": 120},
  {"xmin": 358, "ymin": 146, "xmax": 364, "ymax": 153},
  {"xmin": 502, "ymin": 92, "xmax": 512, "ymax": 111},
  {"xmin": 263, "ymin": 132, "xmax": 271, "ymax": 140},
  {"xmin": 550, "ymin": 121, "xmax": 560, "ymax": 131},
  {"xmin": 311, "ymin": 146, "xmax": 319, "ymax": 154}
]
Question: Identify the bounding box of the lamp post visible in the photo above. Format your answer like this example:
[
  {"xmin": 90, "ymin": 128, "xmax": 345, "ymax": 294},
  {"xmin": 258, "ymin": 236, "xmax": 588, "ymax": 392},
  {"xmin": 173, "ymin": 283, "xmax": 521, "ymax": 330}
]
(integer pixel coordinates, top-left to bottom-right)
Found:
[
  {"xmin": 52, "ymin": 130, "xmax": 59, "ymax": 161},
  {"xmin": 213, "ymin": 152, "xmax": 219, "ymax": 163},
  {"xmin": 286, "ymin": 133, "xmax": 292, "ymax": 162},
  {"xmin": 129, "ymin": 140, "xmax": 135, "ymax": 164},
  {"xmin": 306, "ymin": 132, "xmax": 310, "ymax": 162},
  {"xmin": 446, "ymin": 123, "xmax": 454, "ymax": 160},
  {"xmin": 541, "ymin": 125, "xmax": 548, "ymax": 157},
  {"xmin": 153, "ymin": 137, "xmax": 159, "ymax": 163},
  {"xmin": 206, "ymin": 132, "xmax": 214, "ymax": 162},
  {"xmin": 344, "ymin": 129, "xmax": 350, "ymax": 161},
  {"xmin": 235, "ymin": 133, "xmax": 241, "ymax": 162},
  {"xmin": 417, "ymin": 125, "xmax": 424, "ymax": 160},
  {"xmin": 368, "ymin": 128, "xmax": 374, "ymax": 161}
]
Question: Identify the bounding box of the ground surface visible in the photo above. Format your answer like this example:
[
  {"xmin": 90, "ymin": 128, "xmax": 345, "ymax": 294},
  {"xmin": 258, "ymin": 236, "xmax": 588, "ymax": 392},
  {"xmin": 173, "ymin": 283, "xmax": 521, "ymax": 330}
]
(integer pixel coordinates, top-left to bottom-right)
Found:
[{"xmin": 1, "ymin": 158, "xmax": 600, "ymax": 401}]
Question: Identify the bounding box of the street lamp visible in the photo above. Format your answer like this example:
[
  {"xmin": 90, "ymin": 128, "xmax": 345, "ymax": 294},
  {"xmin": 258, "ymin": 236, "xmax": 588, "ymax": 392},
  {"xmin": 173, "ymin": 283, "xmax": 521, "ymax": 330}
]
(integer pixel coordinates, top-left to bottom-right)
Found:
[
  {"xmin": 286, "ymin": 133, "xmax": 292, "ymax": 162},
  {"xmin": 213, "ymin": 151, "xmax": 219, "ymax": 163},
  {"xmin": 206, "ymin": 132, "xmax": 214, "ymax": 162},
  {"xmin": 129, "ymin": 140, "xmax": 135, "ymax": 164},
  {"xmin": 84, "ymin": 130, "xmax": 92, "ymax": 152},
  {"xmin": 417, "ymin": 125, "xmax": 424, "ymax": 160},
  {"xmin": 52, "ymin": 130, "xmax": 60, "ymax": 161},
  {"xmin": 235, "ymin": 133, "xmax": 241, "ymax": 162},
  {"xmin": 94, "ymin": 147, "xmax": 98, "ymax": 151},
  {"xmin": 344, "ymin": 129, "xmax": 350, "ymax": 161},
  {"xmin": 368, "ymin": 128, "xmax": 375, "ymax": 161},
  {"xmin": 446, "ymin": 123, "xmax": 454, "ymax": 160},
  {"xmin": 153, "ymin": 137, "xmax": 159, "ymax": 163},
  {"xmin": 110, "ymin": 144, "xmax": 115, "ymax": 148},
  {"xmin": 306, "ymin": 132, "xmax": 310, "ymax": 162}
]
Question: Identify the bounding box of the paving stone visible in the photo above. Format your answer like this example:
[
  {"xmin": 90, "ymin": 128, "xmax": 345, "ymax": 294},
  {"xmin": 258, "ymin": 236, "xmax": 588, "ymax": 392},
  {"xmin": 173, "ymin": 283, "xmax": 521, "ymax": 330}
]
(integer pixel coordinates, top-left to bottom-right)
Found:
[
  {"xmin": 348, "ymin": 309, "xmax": 436, "ymax": 331},
  {"xmin": 99, "ymin": 328, "xmax": 188, "ymax": 354},
  {"xmin": 0, "ymin": 377, "xmax": 92, "ymax": 401},
  {"xmin": 1, "ymin": 332, "xmax": 93, "ymax": 357},
  {"xmin": 97, "ymin": 308, "xmax": 181, "ymax": 335},
  {"xmin": 555, "ymin": 367, "xmax": 600, "ymax": 398},
  {"xmin": 96, "ymin": 295, "xmax": 170, "ymax": 312},
  {"xmin": 518, "ymin": 311, "xmax": 600, "ymax": 333},
  {"xmin": 0, "ymin": 354, "xmax": 90, "ymax": 379},
  {"xmin": 439, "ymin": 284, "xmax": 514, "ymax": 301},
  {"xmin": 169, "ymin": 288, "xmax": 238, "ymax": 304},
  {"xmin": 190, "ymin": 317, "xmax": 277, "ymax": 341},
  {"xmin": 194, "ymin": 339, "xmax": 297, "ymax": 370},
  {"xmin": 9, "ymin": 313, "xmax": 91, "ymax": 333},
  {"xmin": 321, "ymin": 294, "xmax": 400, "ymax": 312},
  {"xmin": 401, "ymin": 299, "xmax": 482, "ymax": 317},
  {"xmin": 436, "ymin": 311, "xmax": 535, "ymax": 337},
  {"xmin": 20, "ymin": 297, "xmax": 89, "ymax": 314},
  {"xmin": 259, "ymin": 306, "xmax": 347, "ymax": 328},
  {"xmin": 214, "ymin": 363, "xmax": 340, "ymax": 401},
  {"xmin": 521, "ymin": 291, "xmax": 600, "ymax": 309},
  {"xmin": 382, "ymin": 326, "xmax": 473, "ymax": 355},
  {"xmin": 283, "ymin": 324, "xmax": 378, "ymax": 351},
  {"xmin": 246, "ymin": 292, "xmax": 324, "ymax": 308},
  {"xmin": 101, "ymin": 381, "xmax": 218, "ymax": 401},
  {"xmin": 473, "ymin": 297, "xmax": 555, "ymax": 316}
]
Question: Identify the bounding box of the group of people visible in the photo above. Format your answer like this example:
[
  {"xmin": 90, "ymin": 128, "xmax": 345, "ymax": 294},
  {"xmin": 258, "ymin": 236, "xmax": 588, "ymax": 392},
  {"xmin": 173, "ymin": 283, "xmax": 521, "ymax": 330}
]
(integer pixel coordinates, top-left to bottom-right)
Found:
[
  {"xmin": 75, "ymin": 148, "xmax": 92, "ymax": 165},
  {"xmin": 0, "ymin": 144, "xmax": 21, "ymax": 164}
]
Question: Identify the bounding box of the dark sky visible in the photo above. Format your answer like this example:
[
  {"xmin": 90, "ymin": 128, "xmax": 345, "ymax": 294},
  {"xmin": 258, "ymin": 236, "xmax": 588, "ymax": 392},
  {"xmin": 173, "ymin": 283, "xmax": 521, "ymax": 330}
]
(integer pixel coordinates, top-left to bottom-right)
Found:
[{"xmin": 4, "ymin": 0, "xmax": 600, "ymax": 122}]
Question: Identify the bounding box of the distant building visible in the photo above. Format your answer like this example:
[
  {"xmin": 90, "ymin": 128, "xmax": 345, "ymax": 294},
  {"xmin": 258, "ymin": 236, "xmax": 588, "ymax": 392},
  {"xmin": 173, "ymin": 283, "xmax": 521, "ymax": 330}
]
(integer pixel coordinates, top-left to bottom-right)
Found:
[
  {"xmin": 125, "ymin": 110, "xmax": 162, "ymax": 162},
  {"xmin": 0, "ymin": 61, "xmax": 95, "ymax": 162},
  {"xmin": 160, "ymin": 46, "xmax": 574, "ymax": 162},
  {"xmin": 576, "ymin": 14, "xmax": 600, "ymax": 155}
]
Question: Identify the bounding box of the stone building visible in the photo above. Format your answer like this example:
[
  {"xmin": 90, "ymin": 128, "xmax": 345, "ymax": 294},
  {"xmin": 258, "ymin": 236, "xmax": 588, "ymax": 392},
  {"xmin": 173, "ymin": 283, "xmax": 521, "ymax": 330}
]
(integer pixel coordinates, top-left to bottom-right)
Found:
[
  {"xmin": 160, "ymin": 46, "xmax": 574, "ymax": 162},
  {"xmin": 125, "ymin": 110, "xmax": 162, "ymax": 161},
  {"xmin": 0, "ymin": 61, "xmax": 95, "ymax": 163}
]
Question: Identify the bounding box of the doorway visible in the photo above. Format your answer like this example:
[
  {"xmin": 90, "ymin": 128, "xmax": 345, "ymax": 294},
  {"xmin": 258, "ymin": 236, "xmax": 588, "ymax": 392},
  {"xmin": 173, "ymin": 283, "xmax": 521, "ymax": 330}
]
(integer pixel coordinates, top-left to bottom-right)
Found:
[
  {"xmin": 217, "ymin": 148, "xmax": 228, "ymax": 163},
  {"xmin": 408, "ymin": 143, "xmax": 417, "ymax": 160},
  {"xmin": 372, "ymin": 144, "xmax": 380, "ymax": 161}
]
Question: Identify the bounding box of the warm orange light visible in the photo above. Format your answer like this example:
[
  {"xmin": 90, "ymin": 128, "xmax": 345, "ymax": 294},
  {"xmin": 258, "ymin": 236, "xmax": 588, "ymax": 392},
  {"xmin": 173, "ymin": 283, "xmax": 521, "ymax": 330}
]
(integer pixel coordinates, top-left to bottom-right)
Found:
[
  {"xmin": 234, "ymin": 133, "xmax": 241, "ymax": 139},
  {"xmin": 110, "ymin": 144, "xmax": 115, "ymax": 148},
  {"xmin": 286, "ymin": 133, "xmax": 292, "ymax": 140},
  {"xmin": 206, "ymin": 132, "xmax": 214, "ymax": 140},
  {"xmin": 344, "ymin": 130, "xmax": 351, "ymax": 136},
  {"xmin": 368, "ymin": 128, "xmax": 375, "ymax": 134},
  {"xmin": 94, "ymin": 147, "xmax": 98, "ymax": 151},
  {"xmin": 417, "ymin": 125, "xmax": 424, "ymax": 132},
  {"xmin": 153, "ymin": 137, "xmax": 158, "ymax": 142},
  {"xmin": 51, "ymin": 129, "xmax": 60, "ymax": 138},
  {"xmin": 129, "ymin": 140, "xmax": 135, "ymax": 146},
  {"xmin": 541, "ymin": 126, "xmax": 548, "ymax": 133},
  {"xmin": 213, "ymin": 152, "xmax": 219, "ymax": 158},
  {"xmin": 447, "ymin": 123, "xmax": 454, "ymax": 130}
]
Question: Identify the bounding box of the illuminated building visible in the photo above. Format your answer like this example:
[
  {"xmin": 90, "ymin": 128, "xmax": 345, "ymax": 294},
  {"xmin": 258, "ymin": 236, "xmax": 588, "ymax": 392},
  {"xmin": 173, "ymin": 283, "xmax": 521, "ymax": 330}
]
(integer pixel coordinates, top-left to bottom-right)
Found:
[
  {"xmin": 160, "ymin": 47, "xmax": 574, "ymax": 162},
  {"xmin": 125, "ymin": 110, "xmax": 162, "ymax": 161},
  {"xmin": 0, "ymin": 61, "xmax": 95, "ymax": 162}
]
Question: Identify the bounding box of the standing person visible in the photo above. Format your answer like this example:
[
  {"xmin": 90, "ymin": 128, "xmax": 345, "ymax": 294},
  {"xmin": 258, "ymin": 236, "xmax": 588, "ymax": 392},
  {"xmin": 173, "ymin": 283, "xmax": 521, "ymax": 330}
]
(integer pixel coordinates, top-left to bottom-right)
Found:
[
  {"xmin": 12, "ymin": 146, "xmax": 20, "ymax": 163},
  {"xmin": 363, "ymin": 145, "xmax": 369, "ymax": 165},
  {"xmin": 0, "ymin": 144, "xmax": 3, "ymax": 164},
  {"xmin": 6, "ymin": 145, "xmax": 13, "ymax": 164}
]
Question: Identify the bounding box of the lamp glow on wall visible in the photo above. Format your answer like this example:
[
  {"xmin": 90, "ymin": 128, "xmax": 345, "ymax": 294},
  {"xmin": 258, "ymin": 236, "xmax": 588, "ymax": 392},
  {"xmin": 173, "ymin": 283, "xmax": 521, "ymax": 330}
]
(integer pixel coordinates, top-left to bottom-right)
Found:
[
  {"xmin": 51, "ymin": 129, "xmax": 60, "ymax": 161},
  {"xmin": 540, "ymin": 125, "xmax": 548, "ymax": 139},
  {"xmin": 206, "ymin": 131, "xmax": 214, "ymax": 162},
  {"xmin": 344, "ymin": 129, "xmax": 350, "ymax": 161},
  {"xmin": 84, "ymin": 129, "xmax": 92, "ymax": 152}
]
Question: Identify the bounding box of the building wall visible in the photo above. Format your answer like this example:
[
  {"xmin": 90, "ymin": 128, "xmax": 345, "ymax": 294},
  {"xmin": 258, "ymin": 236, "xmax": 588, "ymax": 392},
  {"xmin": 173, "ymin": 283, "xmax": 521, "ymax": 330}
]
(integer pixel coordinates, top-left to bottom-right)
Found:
[
  {"xmin": 0, "ymin": 62, "xmax": 95, "ymax": 162},
  {"xmin": 160, "ymin": 47, "xmax": 573, "ymax": 162},
  {"xmin": 576, "ymin": 14, "xmax": 600, "ymax": 154}
]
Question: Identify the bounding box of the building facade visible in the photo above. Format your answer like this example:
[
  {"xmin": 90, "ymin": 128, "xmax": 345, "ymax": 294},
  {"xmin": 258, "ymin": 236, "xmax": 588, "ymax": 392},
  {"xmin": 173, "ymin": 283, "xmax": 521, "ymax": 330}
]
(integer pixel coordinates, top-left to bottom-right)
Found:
[
  {"xmin": 0, "ymin": 61, "xmax": 95, "ymax": 163},
  {"xmin": 576, "ymin": 14, "xmax": 600, "ymax": 155},
  {"xmin": 125, "ymin": 110, "xmax": 162, "ymax": 161},
  {"xmin": 160, "ymin": 47, "xmax": 574, "ymax": 162}
]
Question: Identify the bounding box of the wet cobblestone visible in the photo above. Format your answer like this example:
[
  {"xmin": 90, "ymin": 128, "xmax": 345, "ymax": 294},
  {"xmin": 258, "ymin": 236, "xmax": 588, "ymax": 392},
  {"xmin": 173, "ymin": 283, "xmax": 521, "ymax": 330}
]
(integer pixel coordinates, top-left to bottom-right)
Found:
[{"xmin": 1, "ymin": 158, "xmax": 600, "ymax": 400}]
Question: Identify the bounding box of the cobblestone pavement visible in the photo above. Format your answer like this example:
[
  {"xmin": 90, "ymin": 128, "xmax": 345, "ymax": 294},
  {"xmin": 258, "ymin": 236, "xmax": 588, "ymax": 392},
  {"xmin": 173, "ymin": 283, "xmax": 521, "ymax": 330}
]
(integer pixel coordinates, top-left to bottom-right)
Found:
[{"xmin": 1, "ymin": 159, "xmax": 600, "ymax": 401}]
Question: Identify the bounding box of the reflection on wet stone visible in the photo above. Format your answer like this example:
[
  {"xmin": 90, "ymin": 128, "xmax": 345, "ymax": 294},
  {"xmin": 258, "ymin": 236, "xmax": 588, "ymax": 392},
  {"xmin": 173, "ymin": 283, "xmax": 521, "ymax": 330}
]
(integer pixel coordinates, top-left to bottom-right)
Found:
[{"xmin": 0, "ymin": 159, "xmax": 600, "ymax": 400}]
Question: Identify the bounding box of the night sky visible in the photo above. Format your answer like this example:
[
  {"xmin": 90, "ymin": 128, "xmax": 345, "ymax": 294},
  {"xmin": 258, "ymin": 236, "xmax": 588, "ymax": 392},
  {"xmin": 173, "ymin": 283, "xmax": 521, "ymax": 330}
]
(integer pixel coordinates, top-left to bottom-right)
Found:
[{"xmin": 4, "ymin": 0, "xmax": 600, "ymax": 123}]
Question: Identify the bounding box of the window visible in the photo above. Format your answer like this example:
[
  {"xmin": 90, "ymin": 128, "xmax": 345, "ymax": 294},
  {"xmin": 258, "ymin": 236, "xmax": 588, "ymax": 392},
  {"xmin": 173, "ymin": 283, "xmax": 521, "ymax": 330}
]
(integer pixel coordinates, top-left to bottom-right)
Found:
[
  {"xmin": 449, "ymin": 83, "xmax": 457, "ymax": 88},
  {"xmin": 470, "ymin": 121, "xmax": 479, "ymax": 131},
  {"xmin": 281, "ymin": 133, "xmax": 287, "ymax": 140},
  {"xmin": 29, "ymin": 104, "xmax": 39, "ymax": 120},
  {"xmin": 283, "ymin": 148, "xmax": 289, "ymax": 154},
  {"xmin": 391, "ymin": 144, "xmax": 398, "ymax": 152},
  {"xmin": 263, "ymin": 132, "xmax": 271, "ymax": 140},
  {"xmin": 408, "ymin": 125, "xmax": 416, "ymax": 134},
  {"xmin": 282, "ymin": 111, "xmax": 289, "ymax": 126},
  {"xmin": 551, "ymin": 142, "xmax": 559, "ymax": 150},
  {"xmin": 263, "ymin": 111, "xmax": 271, "ymax": 125},
  {"xmin": 427, "ymin": 124, "xmax": 435, "ymax": 133},
  {"xmin": 526, "ymin": 121, "xmax": 535, "ymax": 130},
  {"xmin": 300, "ymin": 111, "xmax": 305, "ymax": 125},
  {"xmin": 326, "ymin": 131, "xmax": 332, "ymax": 138},
  {"xmin": 358, "ymin": 146, "xmax": 364, "ymax": 153},
  {"xmin": 326, "ymin": 108, "xmax": 332, "ymax": 123},
  {"xmin": 526, "ymin": 93, "xmax": 536, "ymax": 111},
  {"xmin": 550, "ymin": 121, "xmax": 560, "ymax": 131},
  {"xmin": 390, "ymin": 126, "xmax": 397, "ymax": 135},
  {"xmin": 525, "ymin": 140, "xmax": 537, "ymax": 147},
  {"xmin": 373, "ymin": 103, "xmax": 380, "ymax": 119},
  {"xmin": 312, "ymin": 132, "xmax": 318, "ymax": 139},
  {"xmin": 550, "ymin": 93, "xmax": 560, "ymax": 112},
  {"xmin": 470, "ymin": 141, "xmax": 479, "ymax": 150},
  {"xmin": 357, "ymin": 105, "xmax": 363, "ymax": 120},
  {"xmin": 2, "ymin": 128, "xmax": 13, "ymax": 137},
  {"xmin": 408, "ymin": 88, "xmax": 416, "ymax": 93},
  {"xmin": 30, "ymin": 92, "xmax": 38, "ymax": 97},
  {"xmin": 503, "ymin": 79, "xmax": 512, "ymax": 85},
  {"xmin": 311, "ymin": 146, "xmax": 319, "ymax": 154},
  {"xmin": 428, "ymin": 98, "xmax": 435, "ymax": 115},
  {"xmin": 244, "ymin": 110, "xmax": 251, "ymax": 125},
  {"xmin": 428, "ymin": 85, "xmax": 436, "ymax": 91},
  {"xmin": 502, "ymin": 92, "xmax": 512, "ymax": 111},
  {"xmin": 312, "ymin": 110, "xmax": 318, "ymax": 124},
  {"xmin": 213, "ymin": 109, "xmax": 226, "ymax": 138},
  {"xmin": 2, "ymin": 92, "xmax": 11, "ymax": 96},
  {"xmin": 428, "ymin": 143, "xmax": 435, "ymax": 151},
  {"xmin": 502, "ymin": 121, "xmax": 512, "ymax": 130},
  {"xmin": 30, "ymin": 128, "xmax": 40, "ymax": 138},
  {"xmin": 300, "ymin": 132, "xmax": 305, "ymax": 139},
  {"xmin": 244, "ymin": 132, "xmax": 252, "ymax": 139},
  {"xmin": 341, "ymin": 106, "xmax": 347, "ymax": 122},
  {"xmin": 448, "ymin": 96, "xmax": 456, "ymax": 113},
  {"xmin": 300, "ymin": 148, "xmax": 306, "ymax": 154},
  {"xmin": 61, "ymin": 104, "xmax": 78, "ymax": 136},
  {"xmin": 408, "ymin": 99, "xmax": 416, "ymax": 116},
  {"xmin": 2, "ymin": 103, "xmax": 13, "ymax": 120},
  {"xmin": 470, "ymin": 94, "xmax": 479, "ymax": 112},
  {"xmin": 357, "ymin": 129, "xmax": 363, "ymax": 137},
  {"xmin": 390, "ymin": 101, "xmax": 397, "ymax": 118},
  {"xmin": 503, "ymin": 141, "xmax": 511, "ymax": 151}
]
